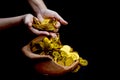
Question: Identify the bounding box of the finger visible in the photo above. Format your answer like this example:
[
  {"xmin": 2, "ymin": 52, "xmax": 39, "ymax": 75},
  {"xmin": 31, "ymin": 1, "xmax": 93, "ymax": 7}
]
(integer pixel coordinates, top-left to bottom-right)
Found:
[
  {"xmin": 49, "ymin": 32, "xmax": 57, "ymax": 38},
  {"xmin": 54, "ymin": 21, "xmax": 61, "ymax": 28},
  {"xmin": 28, "ymin": 22, "xmax": 32, "ymax": 27},
  {"xmin": 37, "ymin": 14, "xmax": 44, "ymax": 22},
  {"xmin": 54, "ymin": 13, "xmax": 68, "ymax": 25},
  {"xmin": 53, "ymin": 28, "xmax": 59, "ymax": 33},
  {"xmin": 24, "ymin": 15, "xmax": 33, "ymax": 26},
  {"xmin": 29, "ymin": 26, "xmax": 50, "ymax": 35}
]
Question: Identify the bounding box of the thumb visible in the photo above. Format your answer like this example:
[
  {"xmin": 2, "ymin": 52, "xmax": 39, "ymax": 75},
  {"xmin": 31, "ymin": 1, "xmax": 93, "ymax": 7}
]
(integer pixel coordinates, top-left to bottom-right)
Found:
[{"xmin": 54, "ymin": 13, "xmax": 68, "ymax": 25}]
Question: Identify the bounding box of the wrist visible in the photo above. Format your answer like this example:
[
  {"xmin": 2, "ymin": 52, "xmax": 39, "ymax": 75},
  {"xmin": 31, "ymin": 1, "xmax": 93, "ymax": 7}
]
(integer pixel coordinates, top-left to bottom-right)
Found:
[{"xmin": 28, "ymin": 0, "xmax": 47, "ymax": 14}]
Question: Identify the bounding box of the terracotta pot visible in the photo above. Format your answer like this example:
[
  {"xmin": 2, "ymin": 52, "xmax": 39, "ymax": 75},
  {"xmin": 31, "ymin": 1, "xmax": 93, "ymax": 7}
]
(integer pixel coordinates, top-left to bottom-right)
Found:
[{"xmin": 22, "ymin": 35, "xmax": 79, "ymax": 76}]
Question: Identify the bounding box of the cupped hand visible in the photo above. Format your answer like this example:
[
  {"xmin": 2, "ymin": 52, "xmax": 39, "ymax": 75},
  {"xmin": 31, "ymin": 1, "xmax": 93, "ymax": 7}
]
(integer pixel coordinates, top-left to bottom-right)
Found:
[
  {"xmin": 36, "ymin": 9, "xmax": 68, "ymax": 29},
  {"xmin": 23, "ymin": 14, "xmax": 61, "ymax": 37},
  {"xmin": 23, "ymin": 14, "xmax": 50, "ymax": 35}
]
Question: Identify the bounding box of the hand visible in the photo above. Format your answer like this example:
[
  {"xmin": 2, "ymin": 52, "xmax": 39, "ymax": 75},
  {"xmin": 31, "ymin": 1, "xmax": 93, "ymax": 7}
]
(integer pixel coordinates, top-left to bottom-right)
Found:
[
  {"xmin": 27, "ymin": 0, "xmax": 68, "ymax": 34},
  {"xmin": 23, "ymin": 14, "xmax": 61, "ymax": 38},
  {"xmin": 23, "ymin": 14, "xmax": 50, "ymax": 35},
  {"xmin": 36, "ymin": 9, "xmax": 68, "ymax": 30}
]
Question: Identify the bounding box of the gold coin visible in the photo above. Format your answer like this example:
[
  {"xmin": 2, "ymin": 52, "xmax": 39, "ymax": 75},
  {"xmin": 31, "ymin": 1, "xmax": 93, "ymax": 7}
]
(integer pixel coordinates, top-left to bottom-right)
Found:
[
  {"xmin": 65, "ymin": 57, "xmax": 74, "ymax": 66},
  {"xmin": 60, "ymin": 45, "xmax": 72, "ymax": 53},
  {"xmin": 52, "ymin": 51, "xmax": 61, "ymax": 58},
  {"xmin": 57, "ymin": 61, "xmax": 64, "ymax": 66},
  {"xmin": 72, "ymin": 65, "xmax": 81, "ymax": 73},
  {"xmin": 31, "ymin": 46, "xmax": 38, "ymax": 52},
  {"xmin": 32, "ymin": 18, "xmax": 57, "ymax": 31},
  {"xmin": 68, "ymin": 51, "xmax": 80, "ymax": 60},
  {"xmin": 60, "ymin": 51, "xmax": 68, "ymax": 57},
  {"xmin": 79, "ymin": 59, "xmax": 88, "ymax": 66}
]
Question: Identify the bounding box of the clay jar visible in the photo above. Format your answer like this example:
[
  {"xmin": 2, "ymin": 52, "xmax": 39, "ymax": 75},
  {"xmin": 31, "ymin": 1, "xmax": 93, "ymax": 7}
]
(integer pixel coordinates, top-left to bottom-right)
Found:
[{"xmin": 22, "ymin": 35, "xmax": 79, "ymax": 76}]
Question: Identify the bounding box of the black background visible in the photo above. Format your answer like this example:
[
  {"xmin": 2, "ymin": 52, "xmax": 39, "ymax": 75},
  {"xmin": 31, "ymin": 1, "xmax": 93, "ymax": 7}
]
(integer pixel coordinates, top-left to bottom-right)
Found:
[{"xmin": 0, "ymin": 0, "xmax": 97, "ymax": 80}]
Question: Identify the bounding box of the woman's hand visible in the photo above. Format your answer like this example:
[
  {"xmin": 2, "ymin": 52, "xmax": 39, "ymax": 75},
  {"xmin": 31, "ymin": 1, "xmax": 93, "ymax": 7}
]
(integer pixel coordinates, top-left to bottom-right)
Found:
[
  {"xmin": 27, "ymin": 0, "xmax": 68, "ymax": 33},
  {"xmin": 36, "ymin": 9, "xmax": 68, "ymax": 29},
  {"xmin": 24, "ymin": 14, "xmax": 60, "ymax": 38},
  {"xmin": 23, "ymin": 14, "xmax": 50, "ymax": 35}
]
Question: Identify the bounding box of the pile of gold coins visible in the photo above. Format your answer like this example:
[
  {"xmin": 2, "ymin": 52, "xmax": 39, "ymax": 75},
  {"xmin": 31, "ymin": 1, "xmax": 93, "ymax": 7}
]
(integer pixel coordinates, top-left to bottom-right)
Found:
[
  {"xmin": 31, "ymin": 17, "xmax": 88, "ymax": 72},
  {"xmin": 32, "ymin": 17, "xmax": 57, "ymax": 32}
]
